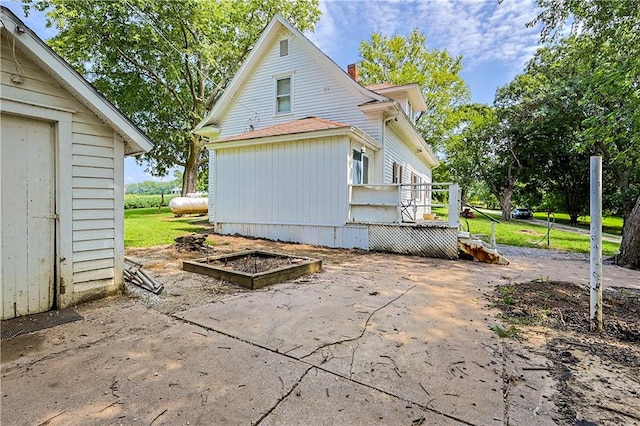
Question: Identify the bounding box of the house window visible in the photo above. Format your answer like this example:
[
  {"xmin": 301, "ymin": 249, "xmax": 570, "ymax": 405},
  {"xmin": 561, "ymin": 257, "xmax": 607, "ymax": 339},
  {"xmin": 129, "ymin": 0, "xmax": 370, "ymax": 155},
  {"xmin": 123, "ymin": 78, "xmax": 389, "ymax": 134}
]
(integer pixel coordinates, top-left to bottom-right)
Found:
[
  {"xmin": 276, "ymin": 76, "xmax": 291, "ymax": 114},
  {"xmin": 279, "ymin": 39, "xmax": 289, "ymax": 57},
  {"xmin": 411, "ymin": 172, "xmax": 422, "ymax": 201},
  {"xmin": 353, "ymin": 150, "xmax": 369, "ymax": 184},
  {"xmin": 392, "ymin": 161, "xmax": 403, "ymax": 184}
]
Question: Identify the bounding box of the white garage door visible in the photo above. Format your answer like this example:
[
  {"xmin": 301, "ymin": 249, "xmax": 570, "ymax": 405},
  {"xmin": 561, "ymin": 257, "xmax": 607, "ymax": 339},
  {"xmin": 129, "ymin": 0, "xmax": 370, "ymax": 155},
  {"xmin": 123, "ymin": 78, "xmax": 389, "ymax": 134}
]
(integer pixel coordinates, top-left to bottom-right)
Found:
[{"xmin": 1, "ymin": 113, "xmax": 55, "ymax": 320}]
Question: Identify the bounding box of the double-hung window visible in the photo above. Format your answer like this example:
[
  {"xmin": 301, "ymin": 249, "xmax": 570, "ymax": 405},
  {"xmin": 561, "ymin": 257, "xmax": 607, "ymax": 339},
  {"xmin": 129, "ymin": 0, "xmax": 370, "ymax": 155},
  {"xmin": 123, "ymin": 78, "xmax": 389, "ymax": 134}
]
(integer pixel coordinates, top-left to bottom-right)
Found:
[{"xmin": 276, "ymin": 76, "xmax": 291, "ymax": 114}]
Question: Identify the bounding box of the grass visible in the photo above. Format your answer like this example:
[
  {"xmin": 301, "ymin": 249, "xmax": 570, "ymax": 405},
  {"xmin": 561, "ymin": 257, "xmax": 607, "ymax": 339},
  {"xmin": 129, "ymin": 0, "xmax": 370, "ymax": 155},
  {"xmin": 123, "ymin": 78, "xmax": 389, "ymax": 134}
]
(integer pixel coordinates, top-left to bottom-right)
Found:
[
  {"xmin": 532, "ymin": 212, "xmax": 623, "ymax": 236},
  {"xmin": 124, "ymin": 206, "xmax": 621, "ymax": 256},
  {"xmin": 124, "ymin": 207, "xmax": 207, "ymax": 247},
  {"xmin": 450, "ymin": 209, "xmax": 621, "ymax": 256}
]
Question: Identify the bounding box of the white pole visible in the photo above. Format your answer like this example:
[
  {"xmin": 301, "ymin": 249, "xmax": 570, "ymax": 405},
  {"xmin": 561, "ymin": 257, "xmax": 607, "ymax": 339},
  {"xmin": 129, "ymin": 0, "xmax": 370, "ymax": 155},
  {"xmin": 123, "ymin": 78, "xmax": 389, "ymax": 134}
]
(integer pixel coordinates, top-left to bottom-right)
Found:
[
  {"xmin": 448, "ymin": 183, "xmax": 459, "ymax": 227},
  {"xmin": 590, "ymin": 156, "xmax": 603, "ymax": 332}
]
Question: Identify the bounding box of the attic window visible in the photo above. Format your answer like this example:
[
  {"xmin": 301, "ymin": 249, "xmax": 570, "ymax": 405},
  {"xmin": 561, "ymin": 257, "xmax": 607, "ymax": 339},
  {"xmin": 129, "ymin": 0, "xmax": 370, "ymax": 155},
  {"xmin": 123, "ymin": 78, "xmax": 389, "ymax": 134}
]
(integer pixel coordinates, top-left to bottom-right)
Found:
[{"xmin": 280, "ymin": 39, "xmax": 289, "ymax": 57}]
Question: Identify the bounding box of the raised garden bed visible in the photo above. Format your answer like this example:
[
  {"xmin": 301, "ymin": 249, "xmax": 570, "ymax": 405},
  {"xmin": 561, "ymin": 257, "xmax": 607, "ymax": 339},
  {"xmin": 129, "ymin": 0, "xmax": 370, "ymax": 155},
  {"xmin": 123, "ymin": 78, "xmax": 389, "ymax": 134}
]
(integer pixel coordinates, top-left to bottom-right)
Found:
[{"xmin": 182, "ymin": 250, "xmax": 322, "ymax": 290}]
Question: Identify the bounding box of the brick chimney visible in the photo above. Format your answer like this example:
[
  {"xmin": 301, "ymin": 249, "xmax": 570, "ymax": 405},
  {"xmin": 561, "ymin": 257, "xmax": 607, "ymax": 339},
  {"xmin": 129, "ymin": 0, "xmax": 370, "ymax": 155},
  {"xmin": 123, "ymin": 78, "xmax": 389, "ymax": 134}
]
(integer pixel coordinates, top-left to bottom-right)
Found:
[{"xmin": 347, "ymin": 63, "xmax": 359, "ymax": 82}]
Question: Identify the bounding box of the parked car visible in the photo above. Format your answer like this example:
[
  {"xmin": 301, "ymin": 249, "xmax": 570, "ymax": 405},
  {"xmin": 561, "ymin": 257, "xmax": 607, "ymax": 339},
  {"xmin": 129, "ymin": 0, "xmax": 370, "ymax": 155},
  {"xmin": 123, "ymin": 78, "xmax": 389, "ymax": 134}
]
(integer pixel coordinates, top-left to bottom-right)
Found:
[{"xmin": 511, "ymin": 208, "xmax": 533, "ymax": 219}]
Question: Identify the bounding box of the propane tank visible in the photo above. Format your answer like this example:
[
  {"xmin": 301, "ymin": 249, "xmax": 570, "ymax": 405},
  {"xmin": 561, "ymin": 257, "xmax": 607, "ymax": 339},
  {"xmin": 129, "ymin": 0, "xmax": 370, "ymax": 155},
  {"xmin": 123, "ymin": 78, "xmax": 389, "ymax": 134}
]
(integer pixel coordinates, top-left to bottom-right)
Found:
[{"xmin": 169, "ymin": 197, "xmax": 208, "ymax": 215}]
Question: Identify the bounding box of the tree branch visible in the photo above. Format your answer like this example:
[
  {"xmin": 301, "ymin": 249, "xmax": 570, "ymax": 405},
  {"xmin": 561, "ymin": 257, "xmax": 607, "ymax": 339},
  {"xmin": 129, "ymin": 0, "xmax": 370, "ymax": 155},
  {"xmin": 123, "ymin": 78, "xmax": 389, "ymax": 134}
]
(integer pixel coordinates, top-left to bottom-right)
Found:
[{"xmin": 112, "ymin": 43, "xmax": 187, "ymax": 112}]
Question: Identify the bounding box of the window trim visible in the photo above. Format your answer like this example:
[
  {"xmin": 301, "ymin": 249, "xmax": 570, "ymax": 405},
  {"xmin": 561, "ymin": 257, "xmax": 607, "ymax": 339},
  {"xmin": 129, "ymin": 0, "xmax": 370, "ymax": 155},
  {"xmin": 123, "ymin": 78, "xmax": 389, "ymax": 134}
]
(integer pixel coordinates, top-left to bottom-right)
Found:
[
  {"xmin": 392, "ymin": 161, "xmax": 403, "ymax": 184},
  {"xmin": 275, "ymin": 75, "xmax": 293, "ymax": 115},
  {"xmin": 279, "ymin": 39, "xmax": 289, "ymax": 57},
  {"xmin": 411, "ymin": 172, "xmax": 422, "ymax": 201}
]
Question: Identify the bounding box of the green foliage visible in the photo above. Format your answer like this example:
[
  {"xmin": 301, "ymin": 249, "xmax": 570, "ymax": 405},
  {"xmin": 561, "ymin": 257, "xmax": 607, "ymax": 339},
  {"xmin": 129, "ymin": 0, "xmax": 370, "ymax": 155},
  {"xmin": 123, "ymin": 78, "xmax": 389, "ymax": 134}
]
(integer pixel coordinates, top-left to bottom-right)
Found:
[
  {"xmin": 124, "ymin": 194, "xmax": 179, "ymax": 210},
  {"xmin": 496, "ymin": 285, "xmax": 516, "ymax": 307},
  {"xmin": 489, "ymin": 324, "xmax": 519, "ymax": 338},
  {"xmin": 519, "ymin": 0, "xmax": 640, "ymax": 267},
  {"xmin": 357, "ymin": 29, "xmax": 470, "ymax": 145},
  {"xmin": 124, "ymin": 207, "xmax": 206, "ymax": 247},
  {"xmin": 24, "ymin": 0, "xmax": 321, "ymax": 194},
  {"xmin": 125, "ymin": 178, "xmax": 181, "ymax": 195}
]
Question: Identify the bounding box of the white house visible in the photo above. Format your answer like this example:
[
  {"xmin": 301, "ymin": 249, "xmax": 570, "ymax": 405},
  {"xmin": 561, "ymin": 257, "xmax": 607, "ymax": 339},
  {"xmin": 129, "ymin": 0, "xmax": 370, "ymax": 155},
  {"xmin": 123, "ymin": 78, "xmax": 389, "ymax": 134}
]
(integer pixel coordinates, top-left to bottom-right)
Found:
[
  {"xmin": 0, "ymin": 7, "xmax": 153, "ymax": 319},
  {"xmin": 195, "ymin": 15, "xmax": 460, "ymax": 259}
]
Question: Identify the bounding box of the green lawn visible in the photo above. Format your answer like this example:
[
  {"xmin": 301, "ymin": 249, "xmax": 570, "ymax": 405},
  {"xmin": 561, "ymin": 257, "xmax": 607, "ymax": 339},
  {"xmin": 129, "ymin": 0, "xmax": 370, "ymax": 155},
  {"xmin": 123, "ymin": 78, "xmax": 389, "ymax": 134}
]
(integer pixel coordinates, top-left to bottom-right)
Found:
[
  {"xmin": 458, "ymin": 211, "xmax": 620, "ymax": 256},
  {"xmin": 532, "ymin": 212, "xmax": 623, "ymax": 236},
  {"xmin": 124, "ymin": 207, "xmax": 621, "ymax": 256},
  {"xmin": 124, "ymin": 207, "xmax": 207, "ymax": 247}
]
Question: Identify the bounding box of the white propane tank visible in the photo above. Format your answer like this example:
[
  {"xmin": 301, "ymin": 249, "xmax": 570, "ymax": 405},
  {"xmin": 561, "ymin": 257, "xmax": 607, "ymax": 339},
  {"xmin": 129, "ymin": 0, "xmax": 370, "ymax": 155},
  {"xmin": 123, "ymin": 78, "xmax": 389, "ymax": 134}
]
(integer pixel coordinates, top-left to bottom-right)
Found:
[{"xmin": 169, "ymin": 197, "xmax": 208, "ymax": 215}]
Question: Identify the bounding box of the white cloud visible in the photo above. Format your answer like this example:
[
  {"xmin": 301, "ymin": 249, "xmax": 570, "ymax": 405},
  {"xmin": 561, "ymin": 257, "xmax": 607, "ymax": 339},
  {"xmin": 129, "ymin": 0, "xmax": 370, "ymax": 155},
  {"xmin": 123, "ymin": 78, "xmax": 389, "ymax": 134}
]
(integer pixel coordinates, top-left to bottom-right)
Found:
[{"xmin": 313, "ymin": 0, "xmax": 543, "ymax": 75}]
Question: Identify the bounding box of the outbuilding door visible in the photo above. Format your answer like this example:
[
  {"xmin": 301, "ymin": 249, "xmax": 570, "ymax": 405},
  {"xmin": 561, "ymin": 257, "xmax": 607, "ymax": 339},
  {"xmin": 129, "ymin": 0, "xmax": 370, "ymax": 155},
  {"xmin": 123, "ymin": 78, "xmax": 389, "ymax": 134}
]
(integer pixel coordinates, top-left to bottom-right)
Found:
[{"xmin": 1, "ymin": 113, "xmax": 55, "ymax": 320}]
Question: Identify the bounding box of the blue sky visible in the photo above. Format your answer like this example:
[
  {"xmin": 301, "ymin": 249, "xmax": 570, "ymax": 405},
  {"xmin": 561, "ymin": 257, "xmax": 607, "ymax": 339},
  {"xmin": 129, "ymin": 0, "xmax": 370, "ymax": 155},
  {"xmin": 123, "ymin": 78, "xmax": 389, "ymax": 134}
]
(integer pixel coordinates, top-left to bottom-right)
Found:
[{"xmin": 4, "ymin": 0, "xmax": 542, "ymax": 184}]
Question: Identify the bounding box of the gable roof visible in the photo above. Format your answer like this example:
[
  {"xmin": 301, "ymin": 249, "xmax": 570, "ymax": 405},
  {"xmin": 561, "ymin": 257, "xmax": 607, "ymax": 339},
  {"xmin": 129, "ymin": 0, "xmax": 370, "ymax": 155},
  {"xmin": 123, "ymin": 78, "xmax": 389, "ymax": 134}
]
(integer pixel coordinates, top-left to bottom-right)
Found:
[
  {"xmin": 365, "ymin": 82, "xmax": 428, "ymax": 112},
  {"xmin": 0, "ymin": 6, "xmax": 153, "ymax": 155},
  {"xmin": 206, "ymin": 116, "xmax": 380, "ymax": 151},
  {"xmin": 195, "ymin": 14, "xmax": 389, "ymax": 131}
]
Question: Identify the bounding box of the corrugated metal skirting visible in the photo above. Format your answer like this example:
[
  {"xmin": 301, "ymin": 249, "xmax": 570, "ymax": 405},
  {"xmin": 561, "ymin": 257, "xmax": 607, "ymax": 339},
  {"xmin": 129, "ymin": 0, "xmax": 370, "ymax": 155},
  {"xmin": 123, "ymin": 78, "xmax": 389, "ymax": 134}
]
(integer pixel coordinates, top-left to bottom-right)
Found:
[{"xmin": 368, "ymin": 224, "xmax": 459, "ymax": 259}]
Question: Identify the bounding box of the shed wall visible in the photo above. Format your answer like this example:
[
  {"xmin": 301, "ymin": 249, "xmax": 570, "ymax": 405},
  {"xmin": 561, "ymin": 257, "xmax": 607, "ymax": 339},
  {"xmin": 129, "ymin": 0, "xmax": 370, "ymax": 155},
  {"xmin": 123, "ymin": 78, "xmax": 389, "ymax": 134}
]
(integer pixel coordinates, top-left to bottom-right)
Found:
[{"xmin": 1, "ymin": 42, "xmax": 124, "ymax": 303}]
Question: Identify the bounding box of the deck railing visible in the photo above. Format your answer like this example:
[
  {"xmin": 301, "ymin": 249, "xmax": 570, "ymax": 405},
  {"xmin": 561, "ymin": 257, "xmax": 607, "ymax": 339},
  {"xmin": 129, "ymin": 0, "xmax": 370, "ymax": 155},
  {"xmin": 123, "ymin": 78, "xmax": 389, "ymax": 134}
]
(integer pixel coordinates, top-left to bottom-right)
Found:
[{"xmin": 348, "ymin": 182, "xmax": 460, "ymax": 227}]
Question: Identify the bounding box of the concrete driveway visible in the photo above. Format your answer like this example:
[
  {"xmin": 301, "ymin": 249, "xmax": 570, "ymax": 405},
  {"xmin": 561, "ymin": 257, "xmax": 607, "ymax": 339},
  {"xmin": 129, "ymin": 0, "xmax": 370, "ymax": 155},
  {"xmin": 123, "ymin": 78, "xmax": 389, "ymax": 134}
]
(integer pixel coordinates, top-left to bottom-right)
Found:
[{"xmin": 2, "ymin": 245, "xmax": 638, "ymax": 425}]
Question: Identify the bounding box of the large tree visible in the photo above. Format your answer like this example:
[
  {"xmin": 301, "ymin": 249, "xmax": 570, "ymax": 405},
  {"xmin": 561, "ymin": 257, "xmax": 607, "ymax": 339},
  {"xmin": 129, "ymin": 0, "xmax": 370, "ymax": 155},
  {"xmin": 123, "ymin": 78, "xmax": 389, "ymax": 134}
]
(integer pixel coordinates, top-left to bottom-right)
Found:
[
  {"xmin": 529, "ymin": 0, "xmax": 640, "ymax": 268},
  {"xmin": 444, "ymin": 104, "xmax": 529, "ymax": 220},
  {"xmin": 357, "ymin": 29, "xmax": 470, "ymax": 148},
  {"xmin": 24, "ymin": 0, "xmax": 320, "ymax": 195}
]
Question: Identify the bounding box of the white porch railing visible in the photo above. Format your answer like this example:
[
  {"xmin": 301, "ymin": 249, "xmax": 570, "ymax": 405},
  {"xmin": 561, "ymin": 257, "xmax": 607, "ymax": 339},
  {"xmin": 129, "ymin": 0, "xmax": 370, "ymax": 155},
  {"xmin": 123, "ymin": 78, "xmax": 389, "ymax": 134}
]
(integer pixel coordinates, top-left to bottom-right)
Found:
[{"xmin": 348, "ymin": 182, "xmax": 460, "ymax": 227}]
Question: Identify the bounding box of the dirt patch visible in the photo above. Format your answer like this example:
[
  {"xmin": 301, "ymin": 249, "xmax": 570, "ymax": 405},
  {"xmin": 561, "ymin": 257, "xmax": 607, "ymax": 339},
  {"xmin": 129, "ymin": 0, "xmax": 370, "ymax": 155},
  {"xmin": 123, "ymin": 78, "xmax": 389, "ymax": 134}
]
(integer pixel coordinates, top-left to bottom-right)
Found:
[
  {"xmin": 491, "ymin": 281, "xmax": 640, "ymax": 425},
  {"xmin": 208, "ymin": 253, "xmax": 303, "ymax": 274}
]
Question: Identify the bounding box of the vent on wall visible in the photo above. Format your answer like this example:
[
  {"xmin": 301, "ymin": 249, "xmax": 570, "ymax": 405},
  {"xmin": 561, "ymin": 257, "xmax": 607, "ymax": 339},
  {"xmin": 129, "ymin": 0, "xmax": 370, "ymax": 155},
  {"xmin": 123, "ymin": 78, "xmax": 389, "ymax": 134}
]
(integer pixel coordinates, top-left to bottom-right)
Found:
[{"xmin": 280, "ymin": 39, "xmax": 288, "ymax": 57}]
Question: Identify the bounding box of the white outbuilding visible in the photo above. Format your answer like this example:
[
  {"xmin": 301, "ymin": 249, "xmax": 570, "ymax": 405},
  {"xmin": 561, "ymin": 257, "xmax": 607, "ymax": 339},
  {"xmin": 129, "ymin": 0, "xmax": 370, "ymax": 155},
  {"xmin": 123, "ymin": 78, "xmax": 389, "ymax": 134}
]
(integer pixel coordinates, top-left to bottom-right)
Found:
[{"xmin": 0, "ymin": 7, "xmax": 153, "ymax": 319}]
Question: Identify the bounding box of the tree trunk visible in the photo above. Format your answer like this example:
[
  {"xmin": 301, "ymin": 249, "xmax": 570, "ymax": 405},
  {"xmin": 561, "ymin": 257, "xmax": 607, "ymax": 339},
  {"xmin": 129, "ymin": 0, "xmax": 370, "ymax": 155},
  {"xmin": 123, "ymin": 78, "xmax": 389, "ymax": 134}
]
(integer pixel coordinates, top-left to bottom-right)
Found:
[
  {"xmin": 182, "ymin": 136, "xmax": 203, "ymax": 196},
  {"xmin": 496, "ymin": 188, "xmax": 513, "ymax": 221},
  {"xmin": 615, "ymin": 195, "xmax": 640, "ymax": 270}
]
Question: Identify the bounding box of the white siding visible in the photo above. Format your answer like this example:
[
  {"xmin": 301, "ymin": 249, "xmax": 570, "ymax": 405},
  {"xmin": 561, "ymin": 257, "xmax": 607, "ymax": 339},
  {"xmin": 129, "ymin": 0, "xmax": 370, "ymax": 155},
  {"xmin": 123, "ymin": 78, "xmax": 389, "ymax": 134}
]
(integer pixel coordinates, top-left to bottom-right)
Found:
[
  {"xmin": 213, "ymin": 135, "xmax": 350, "ymax": 227},
  {"xmin": 216, "ymin": 223, "xmax": 369, "ymax": 249},
  {"xmin": 1, "ymin": 43, "xmax": 121, "ymax": 299},
  {"xmin": 218, "ymin": 30, "xmax": 379, "ymax": 141},
  {"xmin": 383, "ymin": 126, "xmax": 432, "ymax": 185}
]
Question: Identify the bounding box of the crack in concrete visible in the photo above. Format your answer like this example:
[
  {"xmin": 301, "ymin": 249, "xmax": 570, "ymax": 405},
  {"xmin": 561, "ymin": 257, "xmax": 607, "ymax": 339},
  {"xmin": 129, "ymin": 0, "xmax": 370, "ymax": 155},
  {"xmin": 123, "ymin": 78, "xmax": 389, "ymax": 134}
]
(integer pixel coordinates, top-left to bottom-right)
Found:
[
  {"xmin": 1, "ymin": 325, "xmax": 131, "ymax": 374},
  {"xmin": 252, "ymin": 366, "xmax": 313, "ymax": 426},
  {"xmin": 498, "ymin": 341, "xmax": 511, "ymax": 426},
  {"xmin": 172, "ymin": 286, "xmax": 485, "ymax": 426},
  {"xmin": 174, "ymin": 314, "xmax": 478, "ymax": 426},
  {"xmin": 299, "ymin": 285, "xmax": 415, "ymax": 360}
]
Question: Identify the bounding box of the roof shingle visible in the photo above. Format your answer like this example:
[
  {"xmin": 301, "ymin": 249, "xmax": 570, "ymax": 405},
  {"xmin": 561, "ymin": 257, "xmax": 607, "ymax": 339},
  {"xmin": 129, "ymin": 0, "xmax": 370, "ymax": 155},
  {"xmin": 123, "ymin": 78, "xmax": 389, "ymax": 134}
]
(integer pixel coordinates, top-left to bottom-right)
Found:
[{"xmin": 213, "ymin": 117, "xmax": 350, "ymax": 143}]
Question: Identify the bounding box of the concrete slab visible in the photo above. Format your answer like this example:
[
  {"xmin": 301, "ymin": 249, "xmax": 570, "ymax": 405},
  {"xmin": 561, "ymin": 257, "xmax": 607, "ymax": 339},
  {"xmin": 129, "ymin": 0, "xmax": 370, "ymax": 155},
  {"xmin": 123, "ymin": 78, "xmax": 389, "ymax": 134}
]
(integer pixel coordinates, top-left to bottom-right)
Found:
[
  {"xmin": 1, "ymin": 320, "xmax": 309, "ymax": 425},
  {"xmin": 5, "ymin": 243, "xmax": 634, "ymax": 426},
  {"xmin": 260, "ymin": 367, "xmax": 461, "ymax": 425},
  {"xmin": 177, "ymin": 254, "xmax": 507, "ymax": 425}
]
